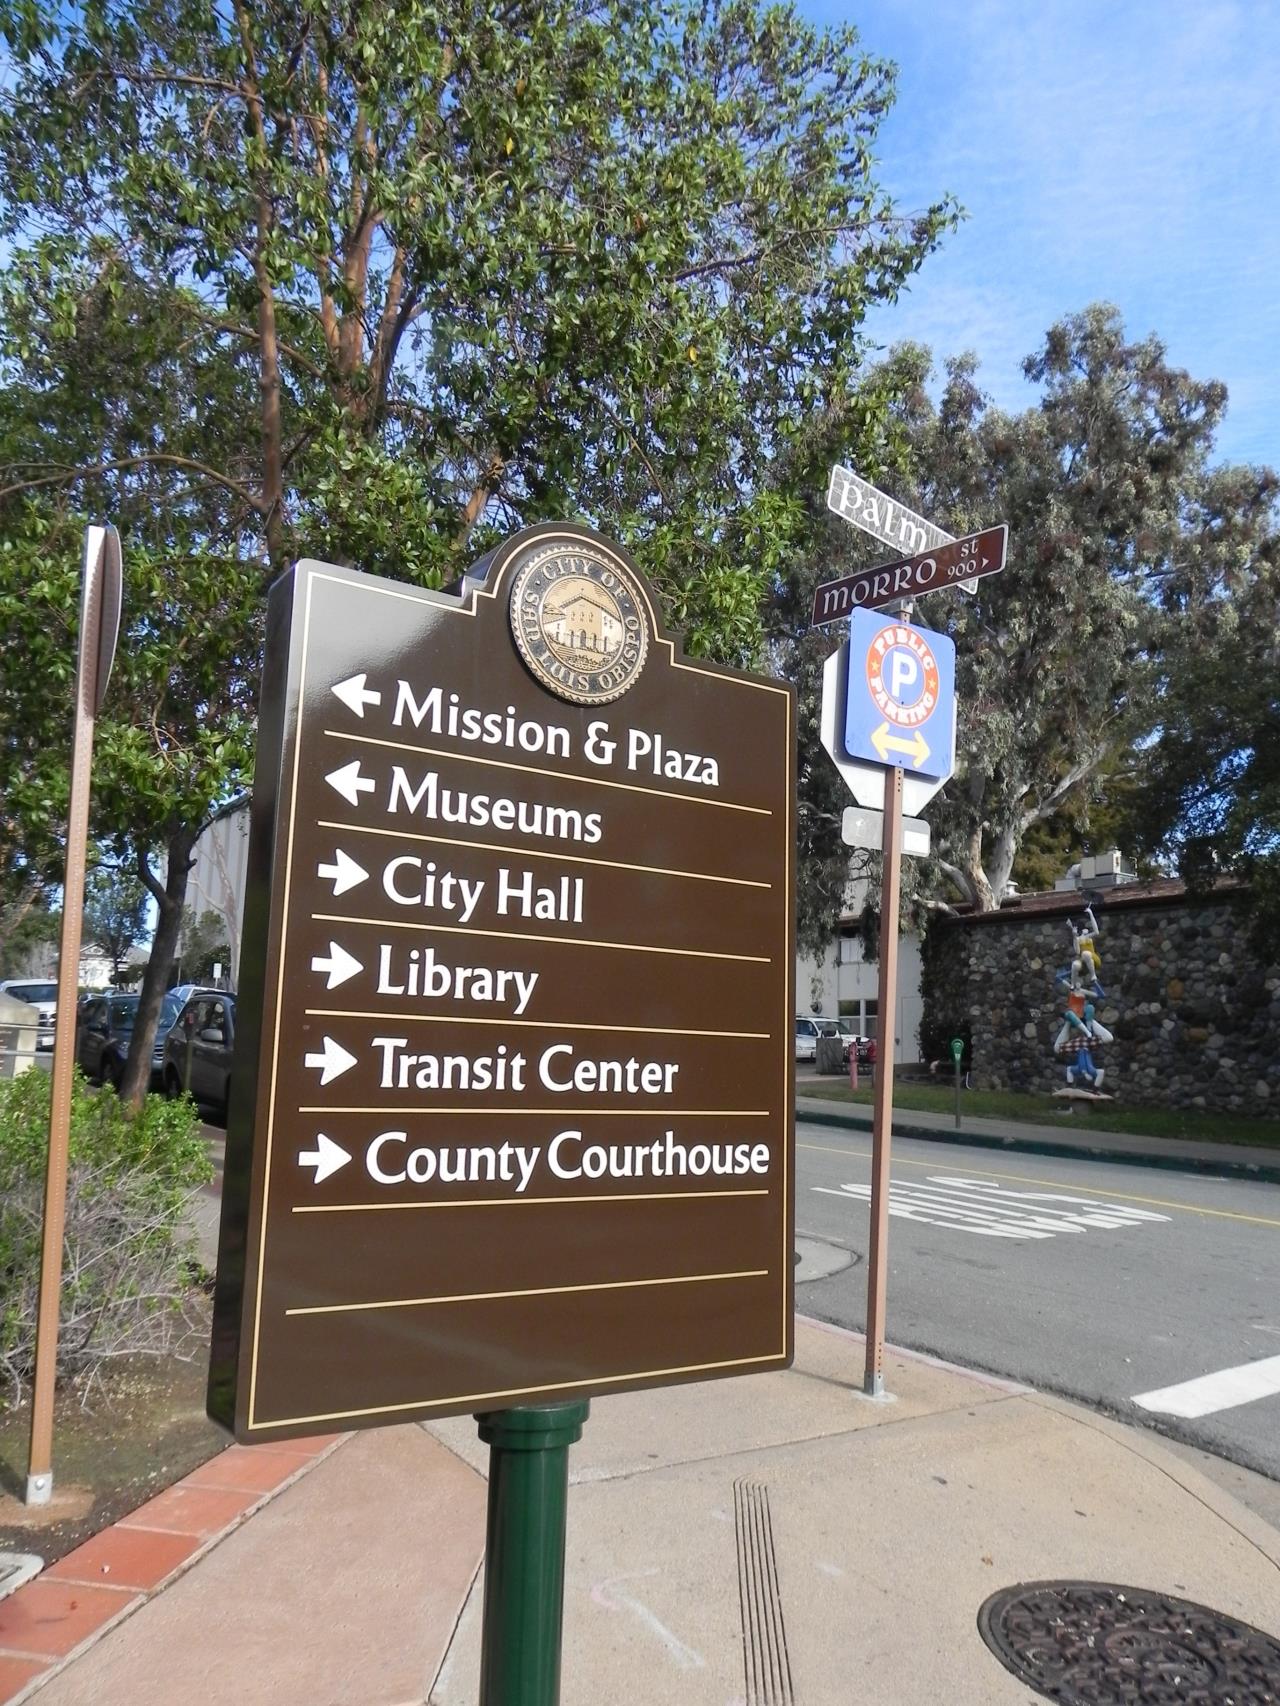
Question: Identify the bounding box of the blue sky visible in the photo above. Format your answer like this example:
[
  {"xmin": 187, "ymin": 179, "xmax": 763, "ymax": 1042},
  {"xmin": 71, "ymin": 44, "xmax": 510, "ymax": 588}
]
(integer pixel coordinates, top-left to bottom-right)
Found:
[{"xmin": 798, "ymin": 0, "xmax": 1280, "ymax": 469}]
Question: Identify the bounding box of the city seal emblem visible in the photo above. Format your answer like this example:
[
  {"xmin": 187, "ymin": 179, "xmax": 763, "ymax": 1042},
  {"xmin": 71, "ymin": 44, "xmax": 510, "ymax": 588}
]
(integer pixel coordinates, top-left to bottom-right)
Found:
[{"xmin": 509, "ymin": 540, "xmax": 649, "ymax": 705}]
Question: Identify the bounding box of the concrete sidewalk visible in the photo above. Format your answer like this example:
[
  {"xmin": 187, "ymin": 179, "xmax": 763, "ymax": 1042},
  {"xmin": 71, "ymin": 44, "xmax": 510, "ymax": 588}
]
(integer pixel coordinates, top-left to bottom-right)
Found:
[
  {"xmin": 797, "ymin": 1088, "xmax": 1280, "ymax": 1182},
  {"xmin": 10, "ymin": 1318, "xmax": 1280, "ymax": 1705}
]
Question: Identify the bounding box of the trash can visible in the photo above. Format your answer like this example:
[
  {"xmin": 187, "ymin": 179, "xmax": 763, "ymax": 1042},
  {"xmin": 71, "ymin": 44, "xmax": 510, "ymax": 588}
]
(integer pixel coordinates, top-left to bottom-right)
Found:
[{"xmin": 814, "ymin": 1034, "xmax": 845, "ymax": 1075}]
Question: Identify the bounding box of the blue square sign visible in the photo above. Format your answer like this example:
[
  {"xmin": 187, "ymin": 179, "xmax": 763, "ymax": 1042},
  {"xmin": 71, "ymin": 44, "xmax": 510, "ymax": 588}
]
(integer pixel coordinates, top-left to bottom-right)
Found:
[{"xmin": 843, "ymin": 609, "xmax": 956, "ymax": 783}]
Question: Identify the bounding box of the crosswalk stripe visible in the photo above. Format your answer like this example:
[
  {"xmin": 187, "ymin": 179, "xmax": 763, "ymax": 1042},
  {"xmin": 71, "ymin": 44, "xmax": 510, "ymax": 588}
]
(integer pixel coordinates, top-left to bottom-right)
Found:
[
  {"xmin": 1132, "ymin": 1354, "xmax": 1280, "ymax": 1418},
  {"xmin": 813, "ymin": 1174, "xmax": 1171, "ymax": 1244}
]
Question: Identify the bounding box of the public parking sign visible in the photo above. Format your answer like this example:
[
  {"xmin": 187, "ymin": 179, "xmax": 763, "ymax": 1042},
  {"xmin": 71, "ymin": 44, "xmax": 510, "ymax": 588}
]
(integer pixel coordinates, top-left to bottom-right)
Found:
[
  {"xmin": 844, "ymin": 610, "xmax": 955, "ymax": 783},
  {"xmin": 209, "ymin": 524, "xmax": 795, "ymax": 1441}
]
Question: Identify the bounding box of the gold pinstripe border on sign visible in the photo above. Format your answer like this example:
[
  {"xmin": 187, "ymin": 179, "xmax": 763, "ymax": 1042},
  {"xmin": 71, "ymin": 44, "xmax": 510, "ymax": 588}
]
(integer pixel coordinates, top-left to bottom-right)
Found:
[
  {"xmin": 311, "ymin": 910, "xmax": 771, "ymax": 963},
  {"xmin": 298, "ymin": 1106, "xmax": 770, "ymax": 1116},
  {"xmin": 247, "ymin": 546, "xmax": 795, "ymax": 1429},
  {"xmin": 315, "ymin": 817, "xmax": 773, "ymax": 889},
  {"xmin": 248, "ymin": 569, "xmax": 318, "ymax": 1428},
  {"xmin": 244, "ymin": 1348, "xmax": 791, "ymax": 1432},
  {"xmin": 293, "ymin": 1187, "xmax": 771, "ymax": 1215},
  {"xmin": 304, "ymin": 1006, "xmax": 770, "ymax": 1038},
  {"xmin": 782, "ymin": 684, "xmax": 792, "ymax": 1353},
  {"xmin": 287, "ymin": 1266, "xmax": 769, "ymax": 1317},
  {"xmin": 324, "ymin": 726, "xmax": 772, "ymax": 815}
]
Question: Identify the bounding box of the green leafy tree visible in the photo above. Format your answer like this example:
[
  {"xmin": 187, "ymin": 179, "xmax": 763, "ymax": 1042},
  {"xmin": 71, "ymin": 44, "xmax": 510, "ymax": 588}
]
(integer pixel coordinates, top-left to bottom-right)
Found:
[
  {"xmin": 1, "ymin": 0, "xmax": 955, "ymax": 1102},
  {"xmin": 0, "ymin": 894, "xmax": 61, "ymax": 980},
  {"xmin": 1117, "ymin": 463, "xmax": 1280, "ymax": 945},
  {"xmin": 0, "ymin": 0, "xmax": 954, "ymax": 600},
  {"xmin": 176, "ymin": 907, "xmax": 232, "ymax": 985},
  {"xmin": 83, "ymin": 860, "xmax": 150, "ymax": 984}
]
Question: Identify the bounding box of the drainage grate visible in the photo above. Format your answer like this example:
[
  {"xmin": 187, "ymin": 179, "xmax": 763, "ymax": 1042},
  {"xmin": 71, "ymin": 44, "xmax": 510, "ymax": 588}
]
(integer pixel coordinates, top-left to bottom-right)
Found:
[
  {"xmin": 978, "ymin": 1580, "xmax": 1280, "ymax": 1704},
  {"xmin": 734, "ymin": 1479, "xmax": 794, "ymax": 1706}
]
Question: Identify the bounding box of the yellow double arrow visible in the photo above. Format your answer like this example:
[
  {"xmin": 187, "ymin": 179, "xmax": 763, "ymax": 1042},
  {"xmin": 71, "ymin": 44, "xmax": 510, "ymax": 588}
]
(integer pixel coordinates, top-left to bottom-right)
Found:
[{"xmin": 871, "ymin": 722, "xmax": 930, "ymax": 768}]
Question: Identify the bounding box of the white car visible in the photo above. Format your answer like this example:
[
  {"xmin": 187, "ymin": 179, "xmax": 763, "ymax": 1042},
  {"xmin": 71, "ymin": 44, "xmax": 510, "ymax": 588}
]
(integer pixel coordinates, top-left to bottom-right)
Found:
[
  {"xmin": 0, "ymin": 979, "xmax": 58, "ymax": 1050},
  {"xmin": 795, "ymin": 1015, "xmax": 839, "ymax": 1062}
]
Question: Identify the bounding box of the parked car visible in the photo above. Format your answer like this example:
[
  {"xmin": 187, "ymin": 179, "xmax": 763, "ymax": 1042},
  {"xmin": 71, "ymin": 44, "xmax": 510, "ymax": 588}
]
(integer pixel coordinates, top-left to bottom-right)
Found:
[
  {"xmin": 75, "ymin": 984, "xmax": 214, "ymax": 1090},
  {"xmin": 795, "ymin": 1015, "xmax": 839, "ymax": 1062},
  {"xmin": 0, "ymin": 979, "xmax": 57, "ymax": 1051},
  {"xmin": 834, "ymin": 1018, "xmax": 877, "ymax": 1068},
  {"xmin": 162, "ymin": 990, "xmax": 236, "ymax": 1114},
  {"xmin": 76, "ymin": 992, "xmax": 141, "ymax": 1086}
]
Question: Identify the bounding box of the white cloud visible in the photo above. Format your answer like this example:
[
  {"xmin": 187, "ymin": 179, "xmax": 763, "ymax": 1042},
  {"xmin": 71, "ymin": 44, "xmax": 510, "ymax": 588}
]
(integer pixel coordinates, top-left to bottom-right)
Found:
[{"xmin": 825, "ymin": 0, "xmax": 1280, "ymax": 465}]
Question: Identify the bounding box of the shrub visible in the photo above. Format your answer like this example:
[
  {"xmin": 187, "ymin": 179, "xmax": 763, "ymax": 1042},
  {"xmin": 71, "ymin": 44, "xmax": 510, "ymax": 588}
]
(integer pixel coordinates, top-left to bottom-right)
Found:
[{"xmin": 0, "ymin": 1068, "xmax": 212, "ymax": 1405}]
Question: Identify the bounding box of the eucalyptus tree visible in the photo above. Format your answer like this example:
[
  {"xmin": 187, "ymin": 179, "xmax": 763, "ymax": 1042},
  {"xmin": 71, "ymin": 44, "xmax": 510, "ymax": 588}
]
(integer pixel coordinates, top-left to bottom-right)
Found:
[{"xmin": 773, "ymin": 306, "xmax": 1258, "ymax": 943}]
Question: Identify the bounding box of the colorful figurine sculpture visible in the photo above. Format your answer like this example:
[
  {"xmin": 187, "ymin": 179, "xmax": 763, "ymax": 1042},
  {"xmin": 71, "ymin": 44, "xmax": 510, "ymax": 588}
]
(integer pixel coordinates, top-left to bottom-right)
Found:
[{"xmin": 1053, "ymin": 905, "xmax": 1114, "ymax": 1092}]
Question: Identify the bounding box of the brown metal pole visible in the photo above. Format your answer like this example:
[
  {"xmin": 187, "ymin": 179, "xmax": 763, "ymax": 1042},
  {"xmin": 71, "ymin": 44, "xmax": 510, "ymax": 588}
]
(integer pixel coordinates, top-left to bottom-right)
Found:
[
  {"xmin": 863, "ymin": 764, "xmax": 903, "ymax": 1398},
  {"xmin": 26, "ymin": 532, "xmax": 107, "ymax": 1504}
]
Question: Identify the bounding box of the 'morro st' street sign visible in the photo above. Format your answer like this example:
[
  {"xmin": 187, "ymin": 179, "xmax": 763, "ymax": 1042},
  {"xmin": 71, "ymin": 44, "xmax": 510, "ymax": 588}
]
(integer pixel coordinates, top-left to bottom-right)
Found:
[
  {"xmin": 209, "ymin": 524, "xmax": 795, "ymax": 1441},
  {"xmin": 810, "ymin": 525, "xmax": 1008, "ymax": 626}
]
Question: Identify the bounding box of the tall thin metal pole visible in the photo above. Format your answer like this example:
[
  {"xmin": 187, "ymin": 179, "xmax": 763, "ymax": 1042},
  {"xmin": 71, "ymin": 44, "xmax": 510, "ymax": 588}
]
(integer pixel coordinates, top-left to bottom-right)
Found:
[
  {"xmin": 26, "ymin": 528, "xmax": 116, "ymax": 1505},
  {"xmin": 863, "ymin": 764, "xmax": 903, "ymax": 1398}
]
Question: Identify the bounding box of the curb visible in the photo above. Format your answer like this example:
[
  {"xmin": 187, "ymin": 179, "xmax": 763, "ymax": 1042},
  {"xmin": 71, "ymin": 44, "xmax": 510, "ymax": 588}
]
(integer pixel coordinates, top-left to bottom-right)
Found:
[
  {"xmin": 0, "ymin": 1434, "xmax": 347, "ymax": 1705},
  {"xmin": 795, "ymin": 1100, "xmax": 1280, "ymax": 1186}
]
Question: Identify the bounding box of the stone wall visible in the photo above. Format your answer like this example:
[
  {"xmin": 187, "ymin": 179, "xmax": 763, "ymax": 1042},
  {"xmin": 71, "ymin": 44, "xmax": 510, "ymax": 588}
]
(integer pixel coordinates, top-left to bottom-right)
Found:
[{"xmin": 920, "ymin": 884, "xmax": 1280, "ymax": 1115}]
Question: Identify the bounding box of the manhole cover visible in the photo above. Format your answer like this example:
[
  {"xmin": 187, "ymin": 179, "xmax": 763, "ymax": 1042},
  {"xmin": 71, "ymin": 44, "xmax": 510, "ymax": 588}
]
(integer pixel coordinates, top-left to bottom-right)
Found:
[{"xmin": 978, "ymin": 1581, "xmax": 1280, "ymax": 1704}]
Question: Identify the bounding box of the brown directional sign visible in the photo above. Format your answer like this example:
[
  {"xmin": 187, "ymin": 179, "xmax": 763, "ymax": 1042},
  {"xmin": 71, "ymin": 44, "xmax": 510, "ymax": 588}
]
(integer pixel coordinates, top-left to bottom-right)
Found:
[
  {"xmin": 208, "ymin": 523, "xmax": 795, "ymax": 1441},
  {"xmin": 810, "ymin": 524, "xmax": 1008, "ymax": 626}
]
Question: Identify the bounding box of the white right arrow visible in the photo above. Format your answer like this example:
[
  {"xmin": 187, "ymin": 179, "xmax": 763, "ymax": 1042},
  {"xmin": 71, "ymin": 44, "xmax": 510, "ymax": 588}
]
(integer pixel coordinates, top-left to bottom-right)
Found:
[
  {"xmin": 304, "ymin": 1036, "xmax": 358, "ymax": 1084},
  {"xmin": 298, "ymin": 1133, "xmax": 352, "ymax": 1184},
  {"xmin": 325, "ymin": 759, "xmax": 376, "ymax": 806},
  {"xmin": 310, "ymin": 942, "xmax": 363, "ymax": 989},
  {"xmin": 317, "ymin": 849, "xmax": 369, "ymax": 896},
  {"xmin": 331, "ymin": 673, "xmax": 382, "ymax": 717}
]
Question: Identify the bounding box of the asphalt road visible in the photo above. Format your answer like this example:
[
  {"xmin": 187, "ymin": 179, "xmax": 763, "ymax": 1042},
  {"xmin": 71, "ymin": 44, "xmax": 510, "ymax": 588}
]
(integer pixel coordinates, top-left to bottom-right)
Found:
[{"xmin": 796, "ymin": 1117, "xmax": 1280, "ymax": 1495}]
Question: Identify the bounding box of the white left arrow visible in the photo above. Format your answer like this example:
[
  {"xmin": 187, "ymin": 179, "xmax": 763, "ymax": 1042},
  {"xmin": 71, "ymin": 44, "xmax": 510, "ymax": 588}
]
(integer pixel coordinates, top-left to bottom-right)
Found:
[
  {"xmin": 298, "ymin": 1133, "xmax": 351, "ymax": 1184},
  {"xmin": 325, "ymin": 759, "xmax": 376, "ymax": 806},
  {"xmin": 311, "ymin": 942, "xmax": 363, "ymax": 989},
  {"xmin": 331, "ymin": 673, "xmax": 382, "ymax": 717},
  {"xmin": 304, "ymin": 1037, "xmax": 358, "ymax": 1084},
  {"xmin": 317, "ymin": 849, "xmax": 369, "ymax": 896}
]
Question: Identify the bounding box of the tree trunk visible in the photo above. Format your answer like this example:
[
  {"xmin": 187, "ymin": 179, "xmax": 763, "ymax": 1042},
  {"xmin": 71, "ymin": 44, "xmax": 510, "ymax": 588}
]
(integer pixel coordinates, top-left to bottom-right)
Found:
[
  {"xmin": 984, "ymin": 824, "xmax": 1020, "ymax": 906},
  {"xmin": 118, "ymin": 830, "xmax": 197, "ymax": 1110},
  {"xmin": 959, "ymin": 827, "xmax": 997, "ymax": 912}
]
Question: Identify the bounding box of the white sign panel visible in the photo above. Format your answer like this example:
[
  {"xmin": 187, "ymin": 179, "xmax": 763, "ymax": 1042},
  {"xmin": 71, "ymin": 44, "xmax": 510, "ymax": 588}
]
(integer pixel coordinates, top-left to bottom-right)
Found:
[
  {"xmin": 826, "ymin": 464, "xmax": 975, "ymax": 594},
  {"xmin": 842, "ymin": 807, "xmax": 931, "ymax": 858}
]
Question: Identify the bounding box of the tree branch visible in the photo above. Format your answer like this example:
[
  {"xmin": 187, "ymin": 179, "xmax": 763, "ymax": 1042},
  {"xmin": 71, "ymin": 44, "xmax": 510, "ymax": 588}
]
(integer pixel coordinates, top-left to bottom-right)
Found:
[
  {"xmin": 0, "ymin": 456, "xmax": 265, "ymax": 512},
  {"xmin": 134, "ymin": 847, "xmax": 167, "ymax": 911},
  {"xmin": 593, "ymin": 395, "xmax": 671, "ymax": 510},
  {"xmin": 668, "ymin": 216, "xmax": 917, "ymax": 284},
  {"xmin": 189, "ymin": 312, "xmax": 327, "ymax": 380},
  {"xmin": 933, "ymin": 857, "xmax": 975, "ymax": 905},
  {"xmin": 1019, "ymin": 743, "xmax": 1110, "ymax": 833}
]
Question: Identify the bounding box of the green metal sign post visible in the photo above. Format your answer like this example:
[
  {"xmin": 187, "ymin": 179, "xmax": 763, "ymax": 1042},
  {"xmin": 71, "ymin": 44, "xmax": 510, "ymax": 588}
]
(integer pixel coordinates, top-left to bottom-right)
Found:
[{"xmin": 476, "ymin": 1401, "xmax": 590, "ymax": 1706}]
